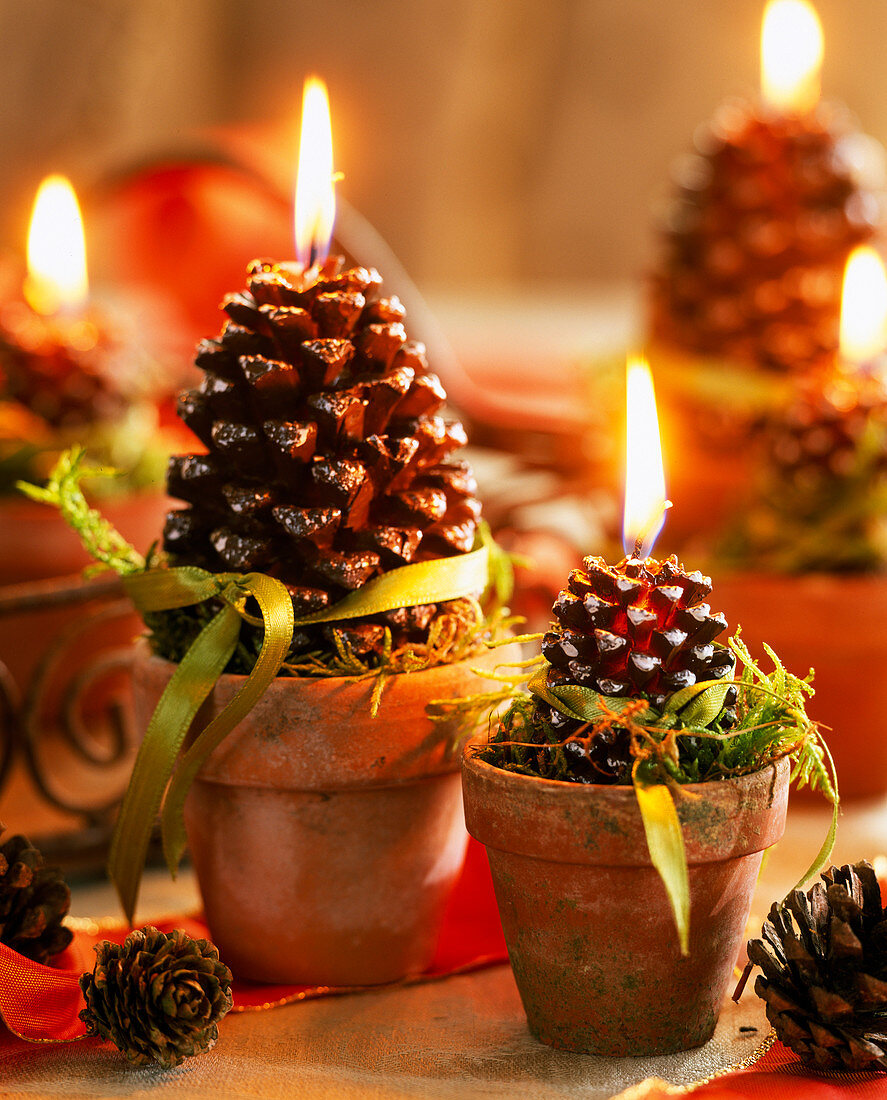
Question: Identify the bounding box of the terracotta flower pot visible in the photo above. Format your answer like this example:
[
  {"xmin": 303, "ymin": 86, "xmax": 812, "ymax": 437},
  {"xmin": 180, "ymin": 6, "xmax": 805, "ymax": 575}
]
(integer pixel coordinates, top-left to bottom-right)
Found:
[
  {"xmin": 132, "ymin": 640, "xmax": 520, "ymax": 986},
  {"xmin": 716, "ymin": 573, "xmax": 886, "ymax": 801},
  {"xmin": 462, "ymin": 752, "xmax": 789, "ymax": 1056},
  {"xmin": 0, "ymin": 493, "xmax": 169, "ymax": 699}
]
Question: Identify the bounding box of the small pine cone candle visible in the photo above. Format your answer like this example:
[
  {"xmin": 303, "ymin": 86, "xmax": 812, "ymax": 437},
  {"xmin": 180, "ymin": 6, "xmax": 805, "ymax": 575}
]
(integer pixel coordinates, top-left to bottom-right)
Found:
[
  {"xmin": 80, "ymin": 926, "xmax": 233, "ymax": 1068},
  {"xmin": 0, "ymin": 828, "xmax": 72, "ymax": 963},
  {"xmin": 165, "ymin": 256, "xmax": 482, "ymax": 660},
  {"xmin": 537, "ymin": 553, "xmax": 735, "ymax": 782},
  {"xmin": 731, "ymin": 373, "xmax": 887, "ymax": 572},
  {"xmin": 0, "ymin": 307, "xmax": 126, "ymax": 430},
  {"xmin": 749, "ymin": 861, "xmax": 887, "ymax": 1072},
  {"xmin": 651, "ymin": 101, "xmax": 883, "ymax": 374}
]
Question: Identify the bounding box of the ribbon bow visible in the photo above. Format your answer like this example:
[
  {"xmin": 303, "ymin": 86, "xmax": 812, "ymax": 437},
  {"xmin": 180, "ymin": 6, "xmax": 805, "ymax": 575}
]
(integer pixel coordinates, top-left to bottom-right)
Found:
[{"xmin": 111, "ymin": 542, "xmax": 498, "ymax": 924}]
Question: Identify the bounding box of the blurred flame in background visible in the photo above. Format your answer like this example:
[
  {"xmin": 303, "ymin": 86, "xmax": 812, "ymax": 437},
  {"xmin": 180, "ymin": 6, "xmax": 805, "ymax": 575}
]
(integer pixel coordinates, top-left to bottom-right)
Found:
[
  {"xmin": 760, "ymin": 0, "xmax": 824, "ymax": 113},
  {"xmin": 24, "ymin": 175, "xmax": 89, "ymax": 317},
  {"xmin": 839, "ymin": 245, "xmax": 887, "ymax": 368}
]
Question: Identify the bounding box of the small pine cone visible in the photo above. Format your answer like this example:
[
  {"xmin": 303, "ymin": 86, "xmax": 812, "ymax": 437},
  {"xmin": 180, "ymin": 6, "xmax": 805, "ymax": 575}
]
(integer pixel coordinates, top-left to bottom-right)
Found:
[
  {"xmin": 536, "ymin": 553, "xmax": 734, "ymax": 783},
  {"xmin": 651, "ymin": 100, "xmax": 883, "ymax": 373},
  {"xmin": 165, "ymin": 256, "xmax": 482, "ymax": 660},
  {"xmin": 0, "ymin": 827, "xmax": 72, "ymax": 963},
  {"xmin": 749, "ymin": 861, "xmax": 887, "ymax": 1072},
  {"xmin": 79, "ymin": 926, "xmax": 233, "ymax": 1068}
]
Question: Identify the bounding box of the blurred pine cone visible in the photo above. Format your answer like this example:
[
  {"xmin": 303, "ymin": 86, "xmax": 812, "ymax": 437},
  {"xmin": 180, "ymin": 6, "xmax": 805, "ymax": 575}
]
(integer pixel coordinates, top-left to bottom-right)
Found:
[
  {"xmin": 0, "ymin": 827, "xmax": 72, "ymax": 963},
  {"xmin": 79, "ymin": 926, "xmax": 233, "ymax": 1068},
  {"xmin": 725, "ymin": 373, "xmax": 887, "ymax": 572},
  {"xmin": 651, "ymin": 101, "xmax": 883, "ymax": 373},
  {"xmin": 165, "ymin": 256, "xmax": 482, "ymax": 660},
  {"xmin": 749, "ymin": 861, "xmax": 887, "ymax": 1071},
  {"xmin": 0, "ymin": 316, "xmax": 125, "ymax": 430}
]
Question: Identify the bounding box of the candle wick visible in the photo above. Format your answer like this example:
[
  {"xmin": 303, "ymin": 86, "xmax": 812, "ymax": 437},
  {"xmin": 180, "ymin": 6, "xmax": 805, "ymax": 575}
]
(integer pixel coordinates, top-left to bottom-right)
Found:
[{"xmin": 633, "ymin": 499, "xmax": 674, "ymax": 560}]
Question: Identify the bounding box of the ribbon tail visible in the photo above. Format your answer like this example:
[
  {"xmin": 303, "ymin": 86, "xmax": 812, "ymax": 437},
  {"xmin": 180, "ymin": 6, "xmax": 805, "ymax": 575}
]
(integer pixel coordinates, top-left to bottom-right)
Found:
[
  {"xmin": 634, "ymin": 778, "xmax": 691, "ymax": 956},
  {"xmin": 160, "ymin": 574, "xmax": 295, "ymax": 875},
  {"xmin": 108, "ymin": 604, "xmax": 241, "ymax": 924}
]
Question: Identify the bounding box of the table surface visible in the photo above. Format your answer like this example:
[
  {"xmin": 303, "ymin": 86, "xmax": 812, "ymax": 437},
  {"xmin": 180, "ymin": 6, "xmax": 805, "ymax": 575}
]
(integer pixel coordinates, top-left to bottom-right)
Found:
[{"xmin": 3, "ymin": 792, "xmax": 887, "ymax": 1100}]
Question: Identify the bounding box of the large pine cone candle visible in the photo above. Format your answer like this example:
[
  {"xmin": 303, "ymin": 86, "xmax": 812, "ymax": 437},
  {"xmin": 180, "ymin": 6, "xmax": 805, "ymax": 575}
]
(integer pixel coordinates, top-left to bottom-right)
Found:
[
  {"xmin": 651, "ymin": 101, "xmax": 883, "ymax": 374},
  {"xmin": 537, "ymin": 553, "xmax": 735, "ymax": 782},
  {"xmin": 80, "ymin": 926, "xmax": 233, "ymax": 1067},
  {"xmin": 165, "ymin": 255, "xmax": 482, "ymax": 660},
  {"xmin": 749, "ymin": 861, "xmax": 887, "ymax": 1071},
  {"xmin": 0, "ymin": 827, "xmax": 73, "ymax": 963}
]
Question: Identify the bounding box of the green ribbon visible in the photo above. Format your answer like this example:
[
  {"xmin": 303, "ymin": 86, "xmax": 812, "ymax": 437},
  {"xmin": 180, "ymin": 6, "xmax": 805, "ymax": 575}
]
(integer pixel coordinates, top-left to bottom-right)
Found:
[{"xmin": 112, "ymin": 543, "xmax": 493, "ymax": 924}]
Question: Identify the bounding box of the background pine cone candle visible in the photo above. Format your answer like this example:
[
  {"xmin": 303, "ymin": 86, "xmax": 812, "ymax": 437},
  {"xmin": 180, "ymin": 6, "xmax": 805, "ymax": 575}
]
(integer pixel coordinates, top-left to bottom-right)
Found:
[
  {"xmin": 0, "ymin": 826, "xmax": 72, "ymax": 963},
  {"xmin": 748, "ymin": 861, "xmax": 887, "ymax": 1071},
  {"xmin": 650, "ymin": 1, "xmax": 884, "ymax": 376},
  {"xmin": 727, "ymin": 370, "xmax": 887, "ymax": 572},
  {"xmin": 165, "ymin": 250, "xmax": 481, "ymax": 662},
  {"xmin": 80, "ymin": 927, "xmax": 233, "ymax": 1068}
]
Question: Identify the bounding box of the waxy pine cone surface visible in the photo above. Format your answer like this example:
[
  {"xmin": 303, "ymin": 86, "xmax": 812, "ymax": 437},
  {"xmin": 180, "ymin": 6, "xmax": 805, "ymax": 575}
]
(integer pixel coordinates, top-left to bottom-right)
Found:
[
  {"xmin": 0, "ymin": 827, "xmax": 72, "ymax": 963},
  {"xmin": 749, "ymin": 861, "xmax": 887, "ymax": 1072},
  {"xmin": 80, "ymin": 926, "xmax": 233, "ymax": 1068},
  {"xmin": 651, "ymin": 102, "xmax": 882, "ymax": 373},
  {"xmin": 165, "ymin": 256, "xmax": 482, "ymax": 659},
  {"xmin": 538, "ymin": 554, "xmax": 734, "ymax": 782}
]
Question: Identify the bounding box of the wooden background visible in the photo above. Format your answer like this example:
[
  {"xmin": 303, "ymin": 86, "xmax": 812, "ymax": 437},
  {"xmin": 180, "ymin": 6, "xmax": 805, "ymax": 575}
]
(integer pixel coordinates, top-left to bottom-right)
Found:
[{"xmin": 2, "ymin": 0, "xmax": 887, "ymax": 293}]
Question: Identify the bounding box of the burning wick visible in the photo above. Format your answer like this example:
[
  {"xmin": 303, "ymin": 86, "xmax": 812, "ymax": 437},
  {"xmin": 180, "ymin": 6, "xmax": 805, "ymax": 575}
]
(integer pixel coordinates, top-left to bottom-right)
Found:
[{"xmin": 631, "ymin": 500, "xmax": 674, "ymax": 562}]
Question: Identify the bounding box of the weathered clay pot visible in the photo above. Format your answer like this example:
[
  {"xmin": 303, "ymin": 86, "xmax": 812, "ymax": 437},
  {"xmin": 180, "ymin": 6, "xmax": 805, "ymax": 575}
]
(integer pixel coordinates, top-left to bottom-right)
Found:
[
  {"xmin": 0, "ymin": 493, "xmax": 168, "ymax": 698},
  {"xmin": 132, "ymin": 639, "xmax": 520, "ymax": 986},
  {"xmin": 462, "ymin": 752, "xmax": 789, "ymax": 1056},
  {"xmin": 716, "ymin": 573, "xmax": 887, "ymax": 801}
]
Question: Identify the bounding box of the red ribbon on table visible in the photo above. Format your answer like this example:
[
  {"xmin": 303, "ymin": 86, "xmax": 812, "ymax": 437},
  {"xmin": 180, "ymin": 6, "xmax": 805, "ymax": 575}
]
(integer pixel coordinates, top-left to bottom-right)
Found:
[{"xmin": 0, "ymin": 837, "xmax": 507, "ymax": 1044}]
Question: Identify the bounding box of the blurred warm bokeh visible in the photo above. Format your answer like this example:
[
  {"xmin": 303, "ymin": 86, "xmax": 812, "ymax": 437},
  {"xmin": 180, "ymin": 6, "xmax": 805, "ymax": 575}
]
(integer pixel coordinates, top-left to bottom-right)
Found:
[{"xmin": 2, "ymin": 0, "xmax": 887, "ymax": 298}]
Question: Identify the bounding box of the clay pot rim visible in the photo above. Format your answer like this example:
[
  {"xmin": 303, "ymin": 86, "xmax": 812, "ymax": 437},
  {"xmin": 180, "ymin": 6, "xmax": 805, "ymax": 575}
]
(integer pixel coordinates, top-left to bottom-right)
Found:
[
  {"xmin": 462, "ymin": 745, "xmax": 788, "ymax": 803},
  {"xmin": 133, "ymin": 636, "xmax": 502, "ymax": 687}
]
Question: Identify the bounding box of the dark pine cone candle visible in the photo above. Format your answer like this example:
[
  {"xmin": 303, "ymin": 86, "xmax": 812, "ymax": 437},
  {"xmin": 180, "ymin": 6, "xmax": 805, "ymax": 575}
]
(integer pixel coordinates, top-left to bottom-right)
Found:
[
  {"xmin": 0, "ymin": 826, "xmax": 73, "ymax": 963},
  {"xmin": 537, "ymin": 551, "xmax": 735, "ymax": 783},
  {"xmin": 164, "ymin": 254, "xmax": 482, "ymax": 660},
  {"xmin": 650, "ymin": 2, "xmax": 883, "ymax": 375},
  {"xmin": 748, "ymin": 861, "xmax": 887, "ymax": 1071}
]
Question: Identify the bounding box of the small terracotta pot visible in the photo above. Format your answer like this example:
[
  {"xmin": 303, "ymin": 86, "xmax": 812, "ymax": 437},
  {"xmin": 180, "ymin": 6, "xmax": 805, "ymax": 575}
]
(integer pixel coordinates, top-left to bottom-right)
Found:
[
  {"xmin": 132, "ymin": 640, "xmax": 520, "ymax": 986},
  {"xmin": 462, "ymin": 752, "xmax": 789, "ymax": 1056},
  {"xmin": 716, "ymin": 573, "xmax": 887, "ymax": 801}
]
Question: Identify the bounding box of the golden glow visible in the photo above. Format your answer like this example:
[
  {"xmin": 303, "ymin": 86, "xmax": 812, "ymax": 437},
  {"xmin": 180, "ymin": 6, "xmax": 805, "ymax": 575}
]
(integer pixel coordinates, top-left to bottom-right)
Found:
[
  {"xmin": 24, "ymin": 175, "xmax": 89, "ymax": 316},
  {"xmin": 761, "ymin": 0, "xmax": 824, "ymax": 114},
  {"xmin": 294, "ymin": 76, "xmax": 336, "ymax": 267},
  {"xmin": 839, "ymin": 246, "xmax": 887, "ymax": 367},
  {"xmin": 623, "ymin": 355, "xmax": 667, "ymax": 559}
]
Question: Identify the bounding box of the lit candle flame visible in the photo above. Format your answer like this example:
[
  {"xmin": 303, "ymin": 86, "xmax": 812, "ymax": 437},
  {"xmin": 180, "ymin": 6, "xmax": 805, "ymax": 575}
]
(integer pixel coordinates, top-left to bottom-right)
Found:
[
  {"xmin": 839, "ymin": 245, "xmax": 887, "ymax": 369},
  {"xmin": 761, "ymin": 0, "xmax": 824, "ymax": 114},
  {"xmin": 623, "ymin": 355, "xmax": 668, "ymax": 560},
  {"xmin": 24, "ymin": 175, "xmax": 89, "ymax": 317},
  {"xmin": 294, "ymin": 76, "xmax": 336, "ymax": 267}
]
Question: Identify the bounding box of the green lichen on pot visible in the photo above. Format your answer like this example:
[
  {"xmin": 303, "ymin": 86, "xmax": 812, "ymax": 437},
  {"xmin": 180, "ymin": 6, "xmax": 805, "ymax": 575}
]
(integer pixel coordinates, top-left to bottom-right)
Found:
[{"xmin": 475, "ymin": 550, "xmax": 838, "ymax": 953}]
